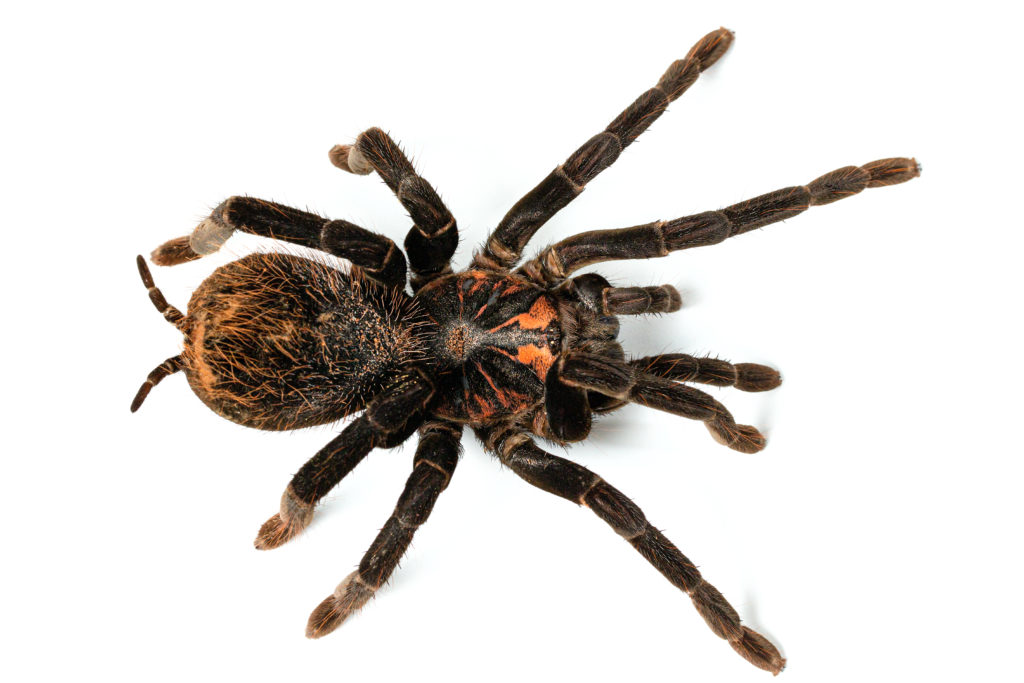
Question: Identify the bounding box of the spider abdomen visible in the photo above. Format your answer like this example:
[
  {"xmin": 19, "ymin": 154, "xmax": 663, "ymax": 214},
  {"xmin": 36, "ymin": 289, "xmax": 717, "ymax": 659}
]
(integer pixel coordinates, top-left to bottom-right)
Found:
[
  {"xmin": 415, "ymin": 270, "xmax": 561, "ymax": 423},
  {"xmin": 182, "ymin": 252, "xmax": 428, "ymax": 430}
]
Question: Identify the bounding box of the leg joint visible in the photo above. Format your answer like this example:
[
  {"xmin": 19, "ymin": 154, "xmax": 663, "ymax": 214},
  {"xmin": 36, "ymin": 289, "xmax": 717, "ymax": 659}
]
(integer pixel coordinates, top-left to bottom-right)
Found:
[
  {"xmin": 583, "ymin": 481, "xmax": 649, "ymax": 540},
  {"xmin": 189, "ymin": 200, "xmax": 235, "ymax": 255}
]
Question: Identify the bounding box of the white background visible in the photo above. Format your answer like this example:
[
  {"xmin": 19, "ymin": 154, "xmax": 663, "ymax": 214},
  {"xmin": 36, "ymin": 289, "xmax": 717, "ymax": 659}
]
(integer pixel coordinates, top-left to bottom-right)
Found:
[{"xmin": 3, "ymin": 1, "xmax": 1021, "ymax": 681}]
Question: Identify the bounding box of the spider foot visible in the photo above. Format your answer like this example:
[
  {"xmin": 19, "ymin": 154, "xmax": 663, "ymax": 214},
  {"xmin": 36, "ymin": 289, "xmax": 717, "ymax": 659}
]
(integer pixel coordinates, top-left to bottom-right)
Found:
[
  {"xmin": 328, "ymin": 144, "xmax": 372, "ymax": 175},
  {"xmin": 306, "ymin": 571, "xmax": 375, "ymax": 638},
  {"xmin": 254, "ymin": 487, "xmax": 313, "ymax": 550},
  {"xmin": 150, "ymin": 236, "xmax": 202, "ymax": 266},
  {"xmin": 729, "ymin": 626, "xmax": 786, "ymax": 676},
  {"xmin": 707, "ymin": 422, "xmax": 767, "ymax": 454},
  {"xmin": 734, "ymin": 364, "xmax": 782, "ymax": 392}
]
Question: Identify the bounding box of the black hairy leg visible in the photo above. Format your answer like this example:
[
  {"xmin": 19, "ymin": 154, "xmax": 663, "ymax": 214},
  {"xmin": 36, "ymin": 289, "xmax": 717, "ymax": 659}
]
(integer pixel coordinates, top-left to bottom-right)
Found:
[
  {"xmin": 255, "ymin": 370, "xmax": 435, "ymax": 550},
  {"xmin": 560, "ymin": 271, "xmax": 684, "ymax": 318},
  {"xmin": 151, "ymin": 197, "xmax": 408, "ymax": 289},
  {"xmin": 601, "ymin": 284, "xmax": 683, "ymax": 316},
  {"xmin": 519, "ymin": 158, "xmax": 920, "ymax": 285},
  {"xmin": 131, "ymin": 257, "xmax": 189, "ymax": 412},
  {"xmin": 130, "ymin": 355, "xmax": 184, "ymax": 413},
  {"xmin": 307, "ymin": 421, "xmax": 461, "ymax": 637},
  {"xmin": 554, "ymin": 351, "xmax": 766, "ymax": 453},
  {"xmin": 136, "ymin": 255, "xmax": 187, "ymax": 331},
  {"xmin": 581, "ymin": 353, "xmax": 781, "ymax": 417},
  {"xmin": 633, "ymin": 354, "xmax": 782, "ymax": 393},
  {"xmin": 479, "ymin": 424, "xmax": 785, "ymax": 675},
  {"xmin": 330, "ymin": 127, "xmax": 458, "ymax": 290},
  {"xmin": 472, "ymin": 27, "xmax": 734, "ymax": 272}
]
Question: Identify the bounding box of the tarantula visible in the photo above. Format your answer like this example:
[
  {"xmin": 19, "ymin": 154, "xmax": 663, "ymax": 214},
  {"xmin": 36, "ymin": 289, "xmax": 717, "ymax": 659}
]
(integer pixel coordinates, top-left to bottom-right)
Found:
[{"xmin": 133, "ymin": 28, "xmax": 918, "ymax": 675}]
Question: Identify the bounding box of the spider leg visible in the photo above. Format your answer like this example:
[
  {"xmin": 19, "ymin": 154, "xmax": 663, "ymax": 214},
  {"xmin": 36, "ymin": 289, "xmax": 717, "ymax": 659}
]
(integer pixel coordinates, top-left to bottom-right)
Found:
[
  {"xmin": 560, "ymin": 271, "xmax": 684, "ymax": 317},
  {"xmin": 130, "ymin": 258, "xmax": 190, "ymax": 411},
  {"xmin": 130, "ymin": 355, "xmax": 183, "ymax": 412},
  {"xmin": 135, "ymin": 255, "xmax": 187, "ymax": 330},
  {"xmin": 150, "ymin": 197, "xmax": 407, "ymax": 289},
  {"xmin": 601, "ymin": 285, "xmax": 683, "ymax": 316},
  {"xmin": 542, "ymin": 355, "xmax": 593, "ymax": 442},
  {"xmin": 254, "ymin": 370, "xmax": 435, "ymax": 550},
  {"xmin": 306, "ymin": 421, "xmax": 461, "ymax": 638},
  {"xmin": 519, "ymin": 157, "xmax": 920, "ymax": 284},
  {"xmin": 632, "ymin": 354, "xmax": 781, "ymax": 393},
  {"xmin": 556, "ymin": 351, "xmax": 766, "ymax": 453},
  {"xmin": 477, "ymin": 424, "xmax": 785, "ymax": 675},
  {"xmin": 471, "ymin": 27, "xmax": 733, "ymax": 272},
  {"xmin": 330, "ymin": 128, "xmax": 457, "ymax": 290}
]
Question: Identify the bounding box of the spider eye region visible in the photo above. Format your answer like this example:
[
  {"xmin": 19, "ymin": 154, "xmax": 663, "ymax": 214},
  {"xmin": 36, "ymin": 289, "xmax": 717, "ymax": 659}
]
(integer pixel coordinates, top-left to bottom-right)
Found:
[{"xmin": 444, "ymin": 324, "xmax": 470, "ymax": 362}]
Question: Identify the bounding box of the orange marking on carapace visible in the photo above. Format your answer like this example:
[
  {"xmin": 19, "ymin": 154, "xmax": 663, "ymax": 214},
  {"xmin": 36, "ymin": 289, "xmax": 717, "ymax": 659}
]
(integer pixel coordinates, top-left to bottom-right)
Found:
[
  {"xmin": 458, "ymin": 272, "xmax": 489, "ymax": 317},
  {"xmin": 471, "ymin": 394, "xmax": 496, "ymax": 419},
  {"xmin": 458, "ymin": 271, "xmax": 488, "ymax": 292},
  {"xmin": 488, "ymin": 343, "xmax": 555, "ymax": 381},
  {"xmin": 487, "ymin": 296, "xmax": 557, "ymax": 333},
  {"xmin": 473, "ymin": 361, "xmax": 503, "ymax": 396},
  {"xmin": 473, "ymin": 361, "xmax": 531, "ymax": 412},
  {"xmin": 516, "ymin": 343, "xmax": 556, "ymax": 379}
]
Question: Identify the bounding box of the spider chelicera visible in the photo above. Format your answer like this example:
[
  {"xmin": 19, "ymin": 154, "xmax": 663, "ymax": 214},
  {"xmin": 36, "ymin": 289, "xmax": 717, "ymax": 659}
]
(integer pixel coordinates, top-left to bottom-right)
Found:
[{"xmin": 133, "ymin": 27, "xmax": 918, "ymax": 674}]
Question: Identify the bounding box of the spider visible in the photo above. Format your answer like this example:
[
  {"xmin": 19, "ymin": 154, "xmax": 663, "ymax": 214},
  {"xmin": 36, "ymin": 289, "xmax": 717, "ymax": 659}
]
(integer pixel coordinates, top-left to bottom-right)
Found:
[{"xmin": 133, "ymin": 27, "xmax": 918, "ymax": 675}]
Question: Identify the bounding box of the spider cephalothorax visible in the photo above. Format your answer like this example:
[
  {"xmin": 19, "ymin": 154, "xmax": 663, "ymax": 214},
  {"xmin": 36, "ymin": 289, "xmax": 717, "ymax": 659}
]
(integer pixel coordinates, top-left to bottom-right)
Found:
[{"xmin": 133, "ymin": 28, "xmax": 918, "ymax": 675}]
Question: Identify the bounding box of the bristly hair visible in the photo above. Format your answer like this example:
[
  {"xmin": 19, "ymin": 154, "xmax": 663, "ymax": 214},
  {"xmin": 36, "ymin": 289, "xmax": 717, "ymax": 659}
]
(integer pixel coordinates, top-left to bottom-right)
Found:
[{"xmin": 182, "ymin": 250, "xmax": 433, "ymax": 430}]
